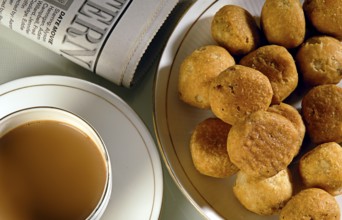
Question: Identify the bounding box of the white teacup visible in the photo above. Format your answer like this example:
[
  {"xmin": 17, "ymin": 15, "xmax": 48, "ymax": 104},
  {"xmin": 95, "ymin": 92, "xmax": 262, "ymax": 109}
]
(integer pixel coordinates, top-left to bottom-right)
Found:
[{"xmin": 0, "ymin": 107, "xmax": 112, "ymax": 220}]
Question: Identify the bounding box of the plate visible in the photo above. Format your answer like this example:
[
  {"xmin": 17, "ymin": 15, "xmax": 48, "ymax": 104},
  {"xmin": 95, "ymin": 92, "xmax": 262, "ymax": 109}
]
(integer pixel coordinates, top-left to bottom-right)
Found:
[
  {"xmin": 153, "ymin": 0, "xmax": 342, "ymax": 219},
  {"xmin": 0, "ymin": 75, "xmax": 163, "ymax": 220}
]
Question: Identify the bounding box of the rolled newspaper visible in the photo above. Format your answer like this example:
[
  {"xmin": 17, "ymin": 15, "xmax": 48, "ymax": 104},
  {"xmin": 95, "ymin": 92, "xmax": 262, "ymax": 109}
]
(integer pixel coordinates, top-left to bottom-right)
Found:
[{"xmin": 0, "ymin": 0, "xmax": 179, "ymax": 87}]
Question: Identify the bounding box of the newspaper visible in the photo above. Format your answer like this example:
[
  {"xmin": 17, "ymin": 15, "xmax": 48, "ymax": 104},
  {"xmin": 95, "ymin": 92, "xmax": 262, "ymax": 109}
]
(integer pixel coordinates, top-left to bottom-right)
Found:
[{"xmin": 0, "ymin": 0, "xmax": 179, "ymax": 87}]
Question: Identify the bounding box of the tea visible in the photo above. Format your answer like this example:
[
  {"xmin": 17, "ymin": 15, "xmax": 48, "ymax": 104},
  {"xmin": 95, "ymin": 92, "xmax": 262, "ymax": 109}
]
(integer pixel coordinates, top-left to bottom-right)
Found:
[{"xmin": 0, "ymin": 120, "xmax": 107, "ymax": 220}]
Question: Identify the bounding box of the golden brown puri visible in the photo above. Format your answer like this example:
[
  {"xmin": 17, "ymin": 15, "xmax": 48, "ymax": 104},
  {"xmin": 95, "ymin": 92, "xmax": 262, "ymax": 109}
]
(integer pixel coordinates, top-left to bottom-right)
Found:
[
  {"xmin": 209, "ymin": 65, "xmax": 273, "ymax": 125},
  {"xmin": 233, "ymin": 169, "xmax": 293, "ymax": 216},
  {"xmin": 296, "ymin": 36, "xmax": 342, "ymax": 86},
  {"xmin": 267, "ymin": 102, "xmax": 305, "ymax": 143},
  {"xmin": 190, "ymin": 118, "xmax": 238, "ymax": 178},
  {"xmin": 178, "ymin": 45, "xmax": 235, "ymax": 109},
  {"xmin": 279, "ymin": 188, "xmax": 340, "ymax": 220},
  {"xmin": 240, "ymin": 45, "xmax": 298, "ymax": 104},
  {"xmin": 261, "ymin": 0, "xmax": 305, "ymax": 48},
  {"xmin": 299, "ymin": 142, "xmax": 342, "ymax": 196},
  {"xmin": 227, "ymin": 111, "xmax": 302, "ymax": 178},
  {"xmin": 303, "ymin": 0, "xmax": 342, "ymax": 40},
  {"xmin": 211, "ymin": 5, "xmax": 261, "ymax": 56},
  {"xmin": 301, "ymin": 85, "xmax": 342, "ymax": 144}
]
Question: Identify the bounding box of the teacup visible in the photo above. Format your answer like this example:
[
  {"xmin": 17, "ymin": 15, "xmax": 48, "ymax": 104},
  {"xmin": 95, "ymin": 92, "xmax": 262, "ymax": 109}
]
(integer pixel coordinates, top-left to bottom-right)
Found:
[{"xmin": 0, "ymin": 107, "xmax": 112, "ymax": 220}]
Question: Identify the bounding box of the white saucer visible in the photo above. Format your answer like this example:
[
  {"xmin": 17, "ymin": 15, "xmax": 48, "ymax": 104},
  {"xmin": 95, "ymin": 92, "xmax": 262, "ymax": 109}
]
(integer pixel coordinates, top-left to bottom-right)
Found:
[
  {"xmin": 154, "ymin": 0, "xmax": 341, "ymax": 219},
  {"xmin": 0, "ymin": 75, "xmax": 163, "ymax": 220}
]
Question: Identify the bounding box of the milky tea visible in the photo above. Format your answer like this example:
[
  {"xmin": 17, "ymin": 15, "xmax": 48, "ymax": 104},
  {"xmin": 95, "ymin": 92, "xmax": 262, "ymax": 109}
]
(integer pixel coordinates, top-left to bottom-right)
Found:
[{"xmin": 0, "ymin": 108, "xmax": 111, "ymax": 220}]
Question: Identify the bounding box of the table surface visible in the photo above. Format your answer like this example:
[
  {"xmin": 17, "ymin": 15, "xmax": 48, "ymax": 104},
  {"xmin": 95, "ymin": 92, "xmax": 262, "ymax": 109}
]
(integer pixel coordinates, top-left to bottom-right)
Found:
[{"xmin": 0, "ymin": 2, "xmax": 205, "ymax": 219}]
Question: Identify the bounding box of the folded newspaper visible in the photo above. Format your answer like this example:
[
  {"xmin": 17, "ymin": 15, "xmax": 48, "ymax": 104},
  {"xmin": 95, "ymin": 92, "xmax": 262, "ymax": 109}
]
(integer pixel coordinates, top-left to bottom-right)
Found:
[{"xmin": 0, "ymin": 0, "xmax": 179, "ymax": 87}]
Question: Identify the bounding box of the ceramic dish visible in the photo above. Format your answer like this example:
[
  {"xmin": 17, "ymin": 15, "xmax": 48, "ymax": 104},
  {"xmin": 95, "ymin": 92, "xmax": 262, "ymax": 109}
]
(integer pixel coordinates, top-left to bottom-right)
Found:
[
  {"xmin": 0, "ymin": 75, "xmax": 163, "ymax": 220},
  {"xmin": 153, "ymin": 0, "xmax": 342, "ymax": 219}
]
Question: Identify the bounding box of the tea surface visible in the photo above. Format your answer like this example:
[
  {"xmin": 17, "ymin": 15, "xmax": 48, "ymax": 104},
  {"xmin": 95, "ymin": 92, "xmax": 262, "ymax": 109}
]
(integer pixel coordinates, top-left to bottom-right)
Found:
[{"xmin": 0, "ymin": 120, "xmax": 107, "ymax": 220}]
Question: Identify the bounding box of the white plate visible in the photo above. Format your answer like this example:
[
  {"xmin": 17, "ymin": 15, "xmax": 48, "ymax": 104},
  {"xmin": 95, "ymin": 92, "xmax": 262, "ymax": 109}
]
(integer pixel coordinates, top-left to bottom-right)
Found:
[
  {"xmin": 153, "ymin": 0, "xmax": 342, "ymax": 219},
  {"xmin": 0, "ymin": 75, "xmax": 163, "ymax": 220}
]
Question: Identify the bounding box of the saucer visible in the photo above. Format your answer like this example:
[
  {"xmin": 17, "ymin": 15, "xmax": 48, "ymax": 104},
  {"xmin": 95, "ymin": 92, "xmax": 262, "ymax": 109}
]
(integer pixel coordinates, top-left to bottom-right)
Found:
[
  {"xmin": 153, "ymin": 0, "xmax": 342, "ymax": 219},
  {"xmin": 0, "ymin": 75, "xmax": 163, "ymax": 220}
]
